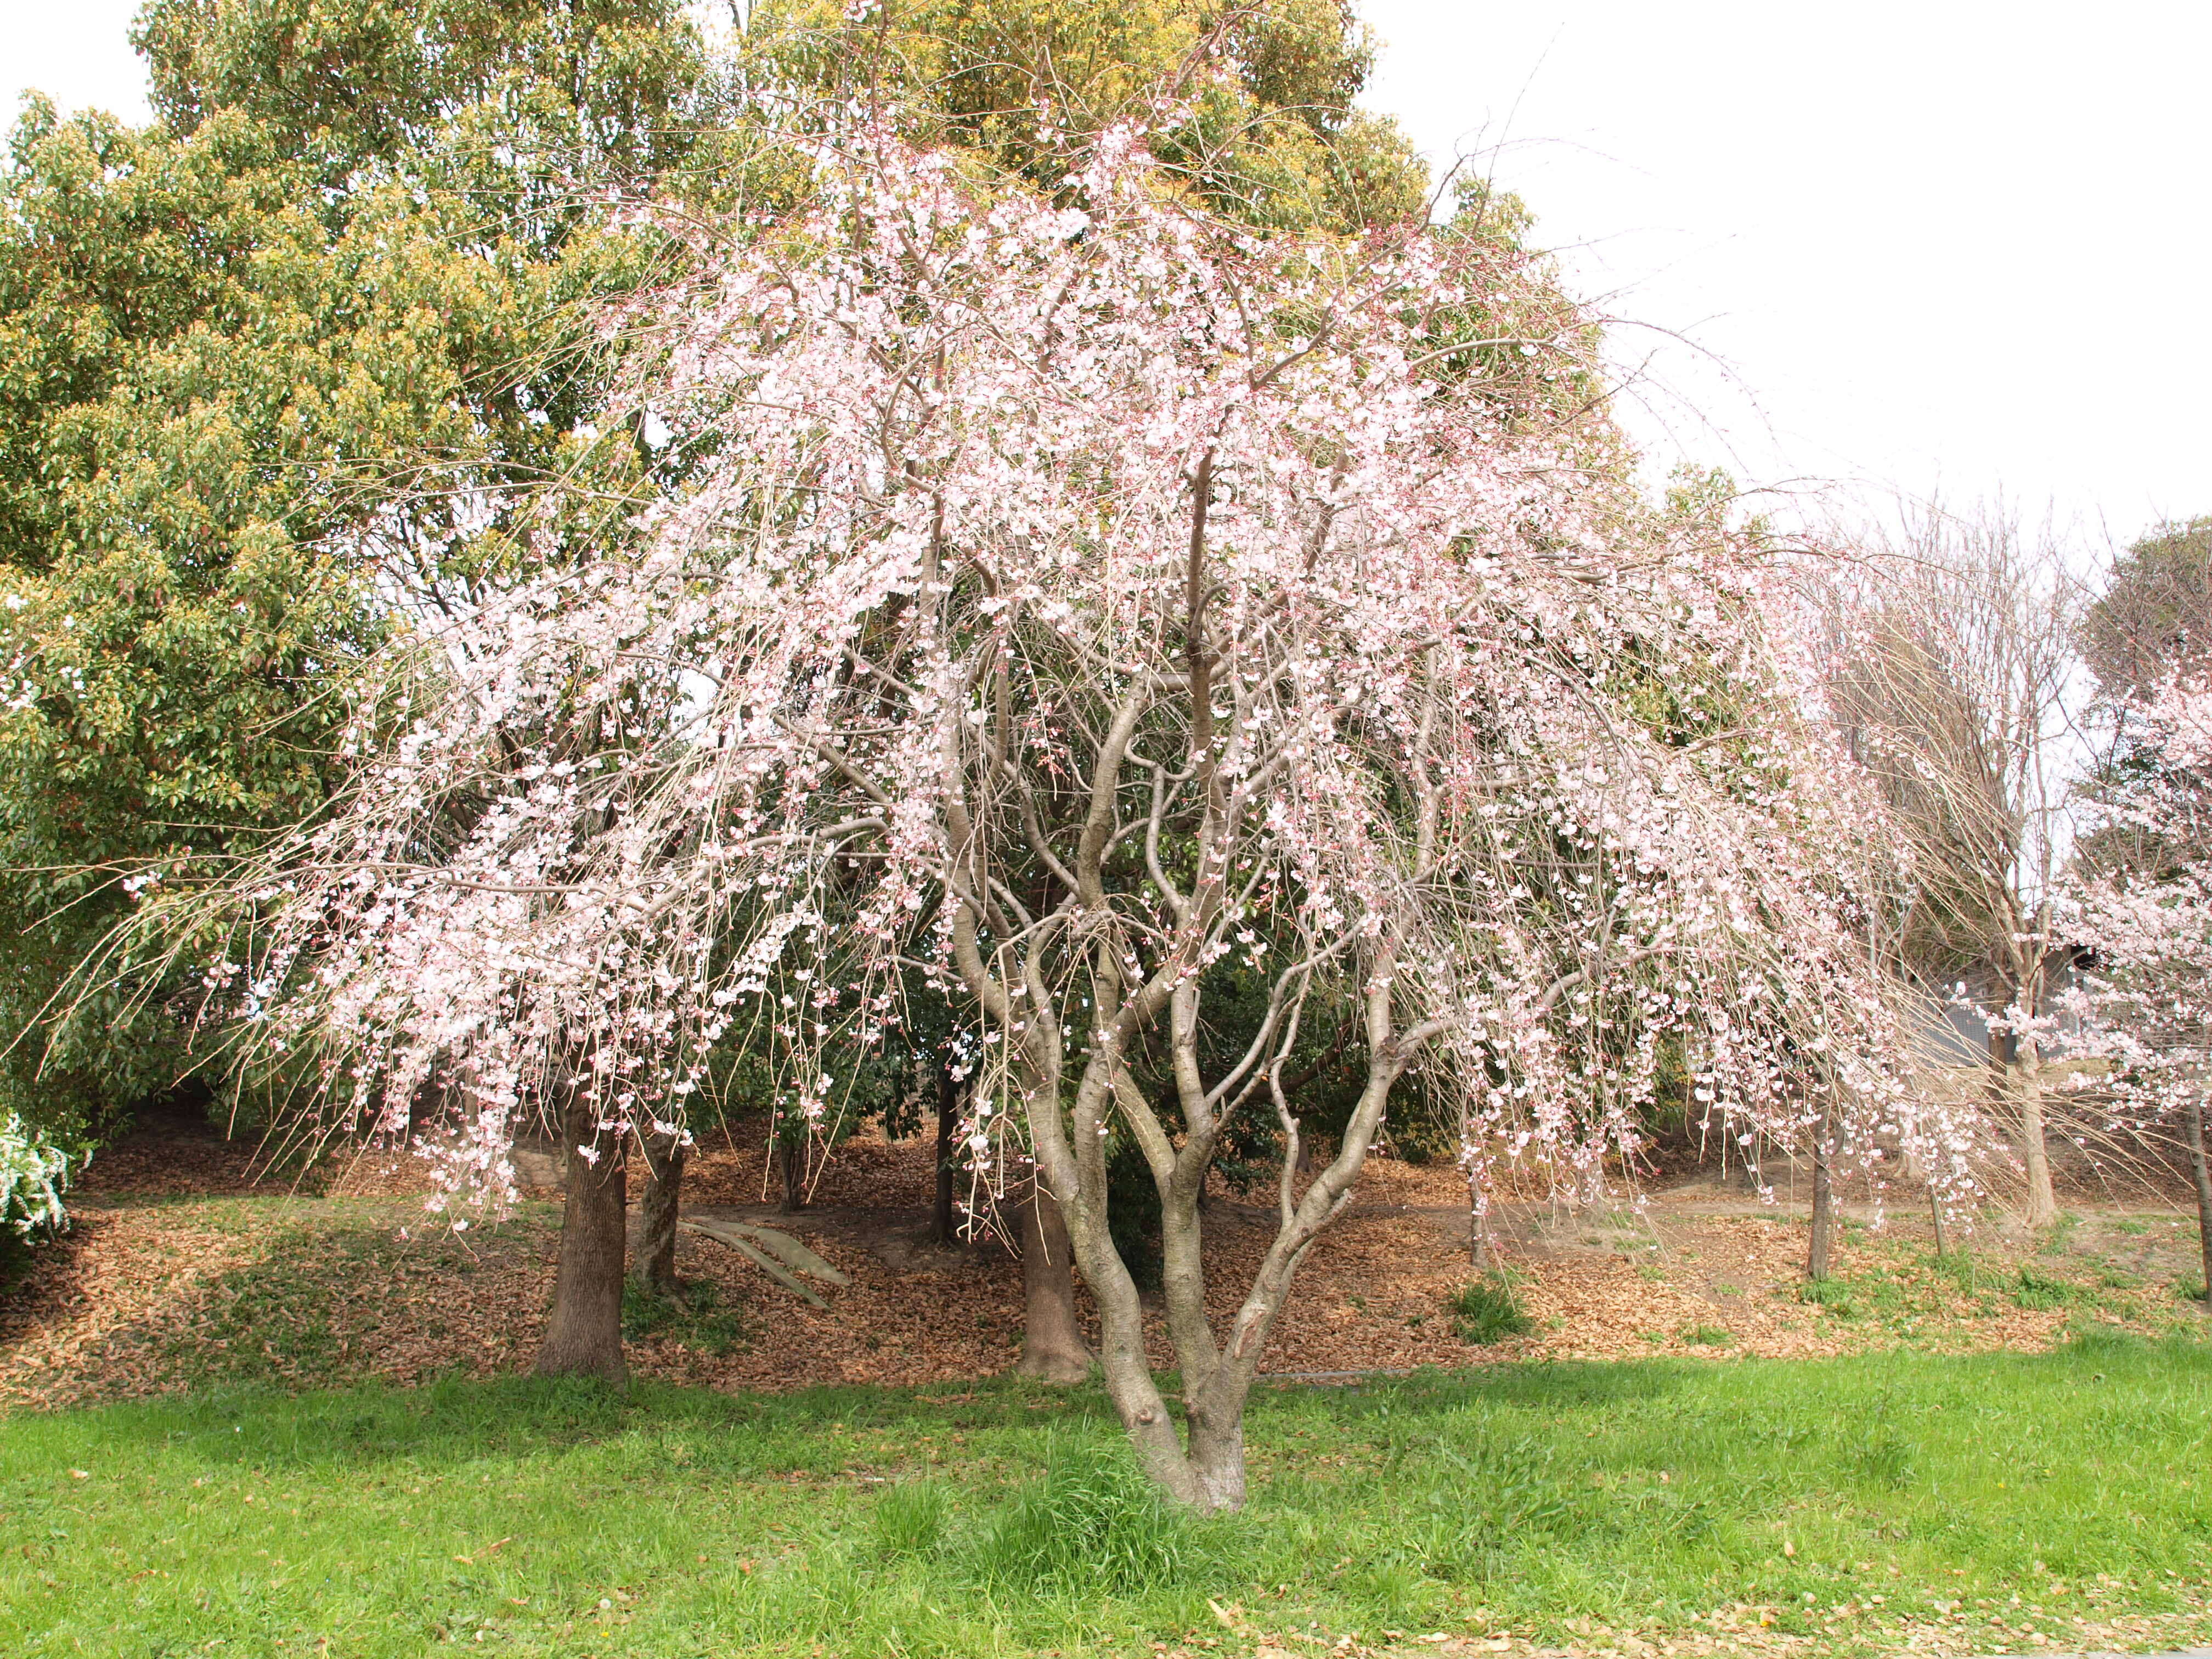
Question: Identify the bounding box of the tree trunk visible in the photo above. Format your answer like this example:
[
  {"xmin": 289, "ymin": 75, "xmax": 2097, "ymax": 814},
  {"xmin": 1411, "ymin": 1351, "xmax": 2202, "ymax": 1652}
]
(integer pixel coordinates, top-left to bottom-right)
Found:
[
  {"xmin": 534, "ymin": 1090, "xmax": 629, "ymax": 1384},
  {"xmin": 934, "ymin": 1065, "xmax": 959, "ymax": 1245},
  {"xmin": 2188, "ymin": 1095, "xmax": 2212, "ymax": 1308},
  {"xmin": 1186, "ymin": 1404, "xmax": 1246, "ymax": 1513},
  {"xmin": 634, "ymin": 1132, "xmax": 685, "ymax": 1297},
  {"xmin": 1807, "ymin": 1108, "xmax": 1834, "ymax": 1282},
  {"xmin": 775, "ymin": 1134, "xmax": 804, "ymax": 1212},
  {"xmin": 2016, "ymin": 1048, "xmax": 2057, "ymax": 1228},
  {"xmin": 1015, "ymin": 1177, "xmax": 1091, "ymax": 1384},
  {"xmin": 1039, "ymin": 1009, "xmax": 1409, "ymax": 1515}
]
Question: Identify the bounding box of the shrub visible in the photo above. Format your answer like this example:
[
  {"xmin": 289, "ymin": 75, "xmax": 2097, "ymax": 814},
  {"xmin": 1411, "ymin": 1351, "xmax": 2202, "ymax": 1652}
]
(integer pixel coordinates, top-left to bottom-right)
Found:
[
  {"xmin": 1448, "ymin": 1272, "xmax": 1533, "ymax": 1344},
  {"xmin": 1105, "ymin": 1139, "xmax": 1163, "ymax": 1293},
  {"xmin": 1, "ymin": 1110, "xmax": 78, "ymax": 1252}
]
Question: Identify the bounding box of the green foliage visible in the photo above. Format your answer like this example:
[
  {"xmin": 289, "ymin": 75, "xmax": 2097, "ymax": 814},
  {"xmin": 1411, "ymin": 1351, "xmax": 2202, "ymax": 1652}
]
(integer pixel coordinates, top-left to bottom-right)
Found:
[
  {"xmin": 134, "ymin": 0, "xmax": 703, "ymax": 178},
  {"xmin": 2081, "ymin": 515, "xmax": 2212, "ymax": 701},
  {"xmin": 1105, "ymin": 1137, "xmax": 1164, "ymax": 1293},
  {"xmin": 1679, "ymin": 1323, "xmax": 1734, "ymax": 1347},
  {"xmin": 871, "ymin": 1477, "xmax": 950, "ymax": 1556},
  {"xmin": 0, "ymin": 1110, "xmax": 77, "ymax": 1242},
  {"xmin": 0, "ymin": 1, "xmax": 710, "ymax": 1137},
  {"xmin": 764, "ymin": 0, "xmax": 1428, "ymax": 232},
  {"xmin": 2013, "ymin": 1267, "xmax": 2089, "ymax": 1311},
  {"xmin": 11, "ymin": 1341, "xmax": 2212, "ymax": 1654},
  {"xmin": 975, "ymin": 1435, "xmax": 1190, "ymax": 1593},
  {"xmin": 619, "ymin": 1278, "xmax": 749, "ymax": 1356},
  {"xmin": 1797, "ymin": 1278, "xmax": 1860, "ymax": 1318},
  {"xmin": 0, "ymin": 1109, "xmax": 81, "ymax": 1280},
  {"xmin": 1448, "ymin": 1271, "xmax": 1533, "ymax": 1344}
]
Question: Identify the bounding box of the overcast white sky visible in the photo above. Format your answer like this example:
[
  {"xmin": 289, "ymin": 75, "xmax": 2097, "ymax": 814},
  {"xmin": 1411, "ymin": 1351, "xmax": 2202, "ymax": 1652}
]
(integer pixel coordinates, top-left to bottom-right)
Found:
[
  {"xmin": 1362, "ymin": 1, "xmax": 2210, "ymax": 546},
  {"xmin": 5, "ymin": 0, "xmax": 2206, "ymax": 547}
]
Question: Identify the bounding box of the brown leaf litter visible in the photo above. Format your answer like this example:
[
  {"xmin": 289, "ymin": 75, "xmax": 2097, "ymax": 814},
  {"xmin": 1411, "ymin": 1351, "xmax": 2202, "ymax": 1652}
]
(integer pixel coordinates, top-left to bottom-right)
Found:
[{"xmin": 4, "ymin": 1122, "xmax": 2204, "ymax": 1412}]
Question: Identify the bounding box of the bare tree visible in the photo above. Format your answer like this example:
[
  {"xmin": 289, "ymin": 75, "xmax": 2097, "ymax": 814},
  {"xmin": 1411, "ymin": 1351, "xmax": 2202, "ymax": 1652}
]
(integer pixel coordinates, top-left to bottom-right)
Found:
[{"xmin": 1818, "ymin": 501, "xmax": 2080, "ymax": 1226}]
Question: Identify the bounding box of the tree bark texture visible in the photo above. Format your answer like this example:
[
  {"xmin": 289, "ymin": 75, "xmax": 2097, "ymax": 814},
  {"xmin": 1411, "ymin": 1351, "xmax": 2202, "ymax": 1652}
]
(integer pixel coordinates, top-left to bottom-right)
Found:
[
  {"xmin": 534, "ymin": 1087, "xmax": 629, "ymax": 1384},
  {"xmin": 2014, "ymin": 1049, "xmax": 2057, "ymax": 1228},
  {"xmin": 934, "ymin": 1064, "xmax": 959, "ymax": 1245},
  {"xmin": 1016, "ymin": 1177, "xmax": 1092, "ymax": 1383},
  {"xmin": 1807, "ymin": 1108, "xmax": 1834, "ymax": 1282},
  {"xmin": 2188, "ymin": 1095, "xmax": 2212, "ymax": 1308},
  {"xmin": 775, "ymin": 1135, "xmax": 804, "ymax": 1212},
  {"xmin": 634, "ymin": 1131, "xmax": 686, "ymax": 1296}
]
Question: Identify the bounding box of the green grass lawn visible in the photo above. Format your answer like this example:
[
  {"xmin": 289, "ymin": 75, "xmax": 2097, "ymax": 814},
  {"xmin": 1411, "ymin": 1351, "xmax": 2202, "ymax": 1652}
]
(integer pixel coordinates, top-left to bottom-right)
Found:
[{"xmin": 7, "ymin": 1329, "xmax": 2212, "ymax": 1657}]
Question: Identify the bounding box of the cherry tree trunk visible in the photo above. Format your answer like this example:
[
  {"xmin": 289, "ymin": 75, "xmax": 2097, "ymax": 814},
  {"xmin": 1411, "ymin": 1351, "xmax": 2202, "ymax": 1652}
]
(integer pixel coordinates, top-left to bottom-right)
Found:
[
  {"xmin": 2015, "ymin": 1054, "xmax": 2057, "ymax": 1228},
  {"xmin": 2188, "ymin": 1096, "xmax": 2212, "ymax": 1309},
  {"xmin": 775, "ymin": 1136, "xmax": 804, "ymax": 1212},
  {"xmin": 1065, "ymin": 1164, "xmax": 1271, "ymax": 1514},
  {"xmin": 634, "ymin": 1132, "xmax": 686, "ymax": 1296},
  {"xmin": 1016, "ymin": 1179, "xmax": 1091, "ymax": 1384},
  {"xmin": 1807, "ymin": 1109, "xmax": 1834, "ymax": 1282},
  {"xmin": 1185, "ymin": 1405, "xmax": 1246, "ymax": 1513},
  {"xmin": 934, "ymin": 1065, "xmax": 959, "ymax": 1245},
  {"xmin": 534, "ymin": 1091, "xmax": 629, "ymax": 1384}
]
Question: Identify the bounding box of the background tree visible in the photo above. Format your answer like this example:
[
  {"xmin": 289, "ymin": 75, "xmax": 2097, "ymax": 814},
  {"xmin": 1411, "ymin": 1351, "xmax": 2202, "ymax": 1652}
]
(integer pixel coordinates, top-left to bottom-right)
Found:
[
  {"xmin": 1818, "ymin": 503, "xmax": 2078, "ymax": 1226},
  {"xmin": 2063, "ymin": 679, "xmax": 2212, "ymax": 1304},
  {"xmin": 2080, "ymin": 517, "xmax": 2212, "ymax": 705},
  {"xmin": 764, "ymin": 0, "xmax": 1429, "ymax": 234},
  {"xmin": 0, "ymin": 0, "xmax": 711, "ymax": 1151}
]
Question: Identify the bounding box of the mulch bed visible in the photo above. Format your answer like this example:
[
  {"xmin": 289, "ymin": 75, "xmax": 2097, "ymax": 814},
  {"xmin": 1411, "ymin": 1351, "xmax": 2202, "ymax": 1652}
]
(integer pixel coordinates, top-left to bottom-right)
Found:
[{"xmin": 2, "ymin": 1121, "xmax": 2197, "ymax": 1412}]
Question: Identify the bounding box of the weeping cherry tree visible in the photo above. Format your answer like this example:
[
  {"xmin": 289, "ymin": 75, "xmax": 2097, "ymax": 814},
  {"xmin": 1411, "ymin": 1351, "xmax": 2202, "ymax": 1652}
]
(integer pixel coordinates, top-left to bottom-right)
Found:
[{"xmin": 206, "ymin": 109, "xmax": 1940, "ymax": 1507}]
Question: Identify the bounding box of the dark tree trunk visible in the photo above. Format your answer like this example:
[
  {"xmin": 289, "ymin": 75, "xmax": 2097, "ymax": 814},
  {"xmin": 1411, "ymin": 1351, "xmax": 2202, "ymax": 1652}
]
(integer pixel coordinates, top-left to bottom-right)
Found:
[
  {"xmin": 2188, "ymin": 1095, "xmax": 2212, "ymax": 1308},
  {"xmin": 1807, "ymin": 1108, "xmax": 1834, "ymax": 1282},
  {"xmin": 635, "ymin": 1132, "xmax": 686, "ymax": 1297},
  {"xmin": 934, "ymin": 1064, "xmax": 959, "ymax": 1245},
  {"xmin": 775, "ymin": 1134, "xmax": 804, "ymax": 1212},
  {"xmin": 534, "ymin": 1089, "xmax": 629, "ymax": 1384},
  {"xmin": 404, "ymin": 1062, "xmax": 455, "ymax": 1145},
  {"xmin": 1017, "ymin": 1177, "xmax": 1091, "ymax": 1384}
]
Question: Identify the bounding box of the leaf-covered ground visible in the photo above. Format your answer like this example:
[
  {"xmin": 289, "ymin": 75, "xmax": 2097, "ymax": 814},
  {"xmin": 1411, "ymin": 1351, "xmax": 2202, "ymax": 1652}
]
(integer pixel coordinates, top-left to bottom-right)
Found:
[{"xmin": 4, "ymin": 1118, "xmax": 2209, "ymax": 1410}]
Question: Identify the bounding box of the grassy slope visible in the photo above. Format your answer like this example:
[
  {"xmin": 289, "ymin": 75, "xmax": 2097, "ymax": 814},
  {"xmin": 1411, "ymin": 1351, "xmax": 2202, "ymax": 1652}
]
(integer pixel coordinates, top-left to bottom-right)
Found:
[{"xmin": 7, "ymin": 1332, "xmax": 2212, "ymax": 1657}]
